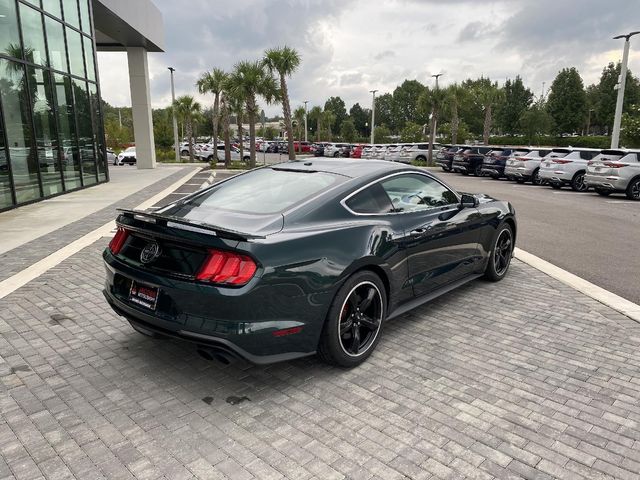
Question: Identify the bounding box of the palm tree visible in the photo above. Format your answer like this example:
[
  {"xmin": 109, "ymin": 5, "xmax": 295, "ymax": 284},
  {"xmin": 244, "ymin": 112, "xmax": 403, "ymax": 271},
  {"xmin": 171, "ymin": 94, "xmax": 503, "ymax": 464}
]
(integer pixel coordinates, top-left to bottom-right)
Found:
[
  {"xmin": 309, "ymin": 106, "xmax": 323, "ymax": 141},
  {"xmin": 418, "ymin": 87, "xmax": 446, "ymax": 165},
  {"xmin": 196, "ymin": 68, "xmax": 227, "ymax": 161},
  {"xmin": 227, "ymin": 92, "xmax": 245, "ymax": 161},
  {"xmin": 173, "ymin": 95, "xmax": 202, "ymax": 162},
  {"xmin": 474, "ymin": 78, "xmax": 503, "ymax": 144},
  {"xmin": 226, "ymin": 60, "xmax": 279, "ymax": 168},
  {"xmin": 263, "ymin": 46, "xmax": 301, "ymax": 160},
  {"xmin": 293, "ymin": 106, "xmax": 306, "ymax": 152},
  {"xmin": 444, "ymin": 83, "xmax": 465, "ymax": 144},
  {"xmin": 322, "ymin": 110, "xmax": 336, "ymax": 141}
]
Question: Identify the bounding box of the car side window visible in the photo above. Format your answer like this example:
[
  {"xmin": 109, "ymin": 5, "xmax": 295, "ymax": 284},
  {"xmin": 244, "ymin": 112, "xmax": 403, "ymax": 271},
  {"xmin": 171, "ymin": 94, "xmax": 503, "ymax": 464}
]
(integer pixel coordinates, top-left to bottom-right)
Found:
[
  {"xmin": 345, "ymin": 183, "xmax": 394, "ymax": 214},
  {"xmin": 381, "ymin": 174, "xmax": 458, "ymax": 213}
]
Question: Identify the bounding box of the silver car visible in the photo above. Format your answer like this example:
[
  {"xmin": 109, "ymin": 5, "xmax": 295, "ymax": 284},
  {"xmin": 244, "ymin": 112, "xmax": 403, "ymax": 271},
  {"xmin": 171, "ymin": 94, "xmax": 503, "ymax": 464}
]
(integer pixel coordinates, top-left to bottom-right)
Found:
[
  {"xmin": 538, "ymin": 148, "xmax": 601, "ymax": 191},
  {"xmin": 398, "ymin": 143, "xmax": 440, "ymax": 164},
  {"xmin": 584, "ymin": 149, "xmax": 640, "ymax": 200},
  {"xmin": 384, "ymin": 144, "xmax": 412, "ymax": 162},
  {"xmin": 504, "ymin": 149, "xmax": 551, "ymax": 184}
]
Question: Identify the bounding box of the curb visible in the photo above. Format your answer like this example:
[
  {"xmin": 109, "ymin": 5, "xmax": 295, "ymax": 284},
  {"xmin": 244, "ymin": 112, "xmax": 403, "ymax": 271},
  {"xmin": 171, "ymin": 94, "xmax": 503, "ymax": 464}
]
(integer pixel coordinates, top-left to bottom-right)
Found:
[{"xmin": 514, "ymin": 247, "xmax": 640, "ymax": 323}]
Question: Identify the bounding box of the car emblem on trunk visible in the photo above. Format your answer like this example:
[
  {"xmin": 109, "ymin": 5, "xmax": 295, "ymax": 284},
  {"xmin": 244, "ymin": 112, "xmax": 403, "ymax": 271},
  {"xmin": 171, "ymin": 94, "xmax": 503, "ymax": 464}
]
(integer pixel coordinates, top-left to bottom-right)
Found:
[{"xmin": 140, "ymin": 242, "xmax": 161, "ymax": 264}]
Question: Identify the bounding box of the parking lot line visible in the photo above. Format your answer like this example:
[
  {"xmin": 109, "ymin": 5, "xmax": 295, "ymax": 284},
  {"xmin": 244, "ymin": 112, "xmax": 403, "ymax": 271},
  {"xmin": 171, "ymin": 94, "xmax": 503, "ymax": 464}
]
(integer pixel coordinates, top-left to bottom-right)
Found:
[
  {"xmin": 515, "ymin": 247, "xmax": 640, "ymax": 323},
  {"xmin": 0, "ymin": 168, "xmax": 202, "ymax": 300},
  {"xmin": 605, "ymin": 200, "xmax": 637, "ymax": 204},
  {"xmin": 551, "ymin": 191, "xmax": 582, "ymax": 195}
]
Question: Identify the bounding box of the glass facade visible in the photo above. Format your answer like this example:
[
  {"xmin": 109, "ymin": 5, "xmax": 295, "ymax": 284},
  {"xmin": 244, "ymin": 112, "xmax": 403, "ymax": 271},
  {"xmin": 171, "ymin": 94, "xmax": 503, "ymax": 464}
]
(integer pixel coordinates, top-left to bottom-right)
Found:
[{"xmin": 0, "ymin": 0, "xmax": 107, "ymax": 211}]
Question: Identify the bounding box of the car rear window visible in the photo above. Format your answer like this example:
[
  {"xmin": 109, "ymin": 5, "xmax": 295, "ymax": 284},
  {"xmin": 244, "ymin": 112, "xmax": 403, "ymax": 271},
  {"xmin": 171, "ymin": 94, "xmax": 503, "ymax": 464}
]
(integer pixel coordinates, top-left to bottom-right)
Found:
[{"xmin": 187, "ymin": 168, "xmax": 345, "ymax": 214}]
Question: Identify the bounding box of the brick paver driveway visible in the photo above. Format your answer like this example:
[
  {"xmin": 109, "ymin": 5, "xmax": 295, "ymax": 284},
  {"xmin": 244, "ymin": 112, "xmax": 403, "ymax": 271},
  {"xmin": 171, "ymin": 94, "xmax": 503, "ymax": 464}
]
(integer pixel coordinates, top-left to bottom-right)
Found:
[{"xmin": 2, "ymin": 240, "xmax": 640, "ymax": 480}]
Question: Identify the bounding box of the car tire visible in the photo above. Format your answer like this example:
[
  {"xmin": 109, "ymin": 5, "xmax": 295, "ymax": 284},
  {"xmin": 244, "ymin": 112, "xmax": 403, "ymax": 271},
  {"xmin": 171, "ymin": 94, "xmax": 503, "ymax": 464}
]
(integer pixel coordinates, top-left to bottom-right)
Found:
[
  {"xmin": 515, "ymin": 178, "xmax": 525, "ymax": 184},
  {"xmin": 441, "ymin": 166, "xmax": 451, "ymax": 172},
  {"xmin": 333, "ymin": 152, "xmax": 339, "ymax": 158},
  {"xmin": 550, "ymin": 182, "xmax": 562, "ymax": 189},
  {"xmin": 317, "ymin": 270, "xmax": 386, "ymax": 368},
  {"xmin": 595, "ymin": 188, "xmax": 611, "ymax": 197},
  {"xmin": 484, "ymin": 223, "xmax": 513, "ymax": 282},
  {"xmin": 531, "ymin": 168, "xmax": 543, "ymax": 186},
  {"xmin": 416, "ymin": 155, "xmax": 426, "ymax": 162},
  {"xmin": 474, "ymin": 165, "xmax": 483, "ymax": 176},
  {"xmin": 243, "ymin": 156, "xmax": 250, "ymax": 162},
  {"xmin": 625, "ymin": 177, "xmax": 640, "ymax": 200},
  {"xmin": 570, "ymin": 171, "xmax": 588, "ymax": 192}
]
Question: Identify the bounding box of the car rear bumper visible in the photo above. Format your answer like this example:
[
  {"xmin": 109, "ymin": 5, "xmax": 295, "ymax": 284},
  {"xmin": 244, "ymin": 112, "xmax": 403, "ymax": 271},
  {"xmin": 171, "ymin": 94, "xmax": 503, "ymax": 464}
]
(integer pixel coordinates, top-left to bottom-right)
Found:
[
  {"xmin": 451, "ymin": 161, "xmax": 469, "ymax": 172},
  {"xmin": 481, "ymin": 165, "xmax": 504, "ymax": 176},
  {"xmin": 539, "ymin": 168, "xmax": 572, "ymax": 183},
  {"xmin": 103, "ymin": 251, "xmax": 328, "ymax": 364},
  {"xmin": 584, "ymin": 174, "xmax": 627, "ymax": 191}
]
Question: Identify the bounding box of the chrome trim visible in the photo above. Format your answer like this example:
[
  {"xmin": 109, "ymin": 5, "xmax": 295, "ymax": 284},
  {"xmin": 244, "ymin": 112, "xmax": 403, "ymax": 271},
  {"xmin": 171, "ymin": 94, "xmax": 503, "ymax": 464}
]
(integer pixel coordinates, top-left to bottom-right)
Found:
[{"xmin": 340, "ymin": 170, "xmax": 462, "ymax": 217}]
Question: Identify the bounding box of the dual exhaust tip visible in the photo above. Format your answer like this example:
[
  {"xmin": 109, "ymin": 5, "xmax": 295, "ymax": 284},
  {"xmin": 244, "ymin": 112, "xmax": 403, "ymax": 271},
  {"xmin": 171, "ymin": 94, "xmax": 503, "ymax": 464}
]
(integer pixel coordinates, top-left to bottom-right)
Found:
[{"xmin": 196, "ymin": 346, "xmax": 236, "ymax": 365}]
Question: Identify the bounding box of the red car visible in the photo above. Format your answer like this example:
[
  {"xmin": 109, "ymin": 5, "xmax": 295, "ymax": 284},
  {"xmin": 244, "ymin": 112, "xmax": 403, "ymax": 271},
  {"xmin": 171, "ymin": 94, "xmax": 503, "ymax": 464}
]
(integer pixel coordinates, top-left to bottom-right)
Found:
[
  {"xmin": 293, "ymin": 141, "xmax": 312, "ymax": 153},
  {"xmin": 350, "ymin": 144, "xmax": 369, "ymax": 159}
]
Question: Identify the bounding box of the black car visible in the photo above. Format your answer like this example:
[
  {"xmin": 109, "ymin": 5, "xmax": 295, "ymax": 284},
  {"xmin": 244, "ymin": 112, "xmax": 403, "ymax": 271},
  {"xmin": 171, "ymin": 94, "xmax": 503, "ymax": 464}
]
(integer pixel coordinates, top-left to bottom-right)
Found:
[
  {"xmin": 312, "ymin": 143, "xmax": 327, "ymax": 157},
  {"xmin": 103, "ymin": 160, "xmax": 516, "ymax": 367},
  {"xmin": 481, "ymin": 148, "xmax": 530, "ymax": 179},
  {"xmin": 435, "ymin": 145, "xmax": 466, "ymax": 171},
  {"xmin": 451, "ymin": 146, "xmax": 493, "ymax": 176}
]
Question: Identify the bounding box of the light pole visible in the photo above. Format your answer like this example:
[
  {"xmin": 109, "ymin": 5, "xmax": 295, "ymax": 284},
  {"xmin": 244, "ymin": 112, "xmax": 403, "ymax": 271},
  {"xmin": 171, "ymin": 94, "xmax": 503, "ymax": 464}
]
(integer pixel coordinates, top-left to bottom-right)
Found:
[
  {"xmin": 304, "ymin": 100, "xmax": 308, "ymax": 143},
  {"xmin": 168, "ymin": 67, "xmax": 179, "ymax": 161},
  {"xmin": 586, "ymin": 108, "xmax": 595, "ymax": 136},
  {"xmin": 369, "ymin": 89, "xmax": 378, "ymax": 144},
  {"xmin": 611, "ymin": 31, "xmax": 640, "ymax": 148},
  {"xmin": 428, "ymin": 73, "xmax": 443, "ymax": 164}
]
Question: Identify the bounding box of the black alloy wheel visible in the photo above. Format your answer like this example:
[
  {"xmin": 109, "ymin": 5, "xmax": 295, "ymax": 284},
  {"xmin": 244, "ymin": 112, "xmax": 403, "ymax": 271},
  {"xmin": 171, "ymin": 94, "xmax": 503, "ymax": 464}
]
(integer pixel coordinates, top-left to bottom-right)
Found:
[
  {"xmin": 484, "ymin": 224, "xmax": 513, "ymax": 281},
  {"xmin": 474, "ymin": 164, "xmax": 483, "ymax": 177},
  {"xmin": 318, "ymin": 271, "xmax": 386, "ymax": 367},
  {"xmin": 595, "ymin": 188, "xmax": 611, "ymax": 197},
  {"xmin": 571, "ymin": 172, "xmax": 588, "ymax": 192},
  {"xmin": 626, "ymin": 178, "xmax": 640, "ymax": 200}
]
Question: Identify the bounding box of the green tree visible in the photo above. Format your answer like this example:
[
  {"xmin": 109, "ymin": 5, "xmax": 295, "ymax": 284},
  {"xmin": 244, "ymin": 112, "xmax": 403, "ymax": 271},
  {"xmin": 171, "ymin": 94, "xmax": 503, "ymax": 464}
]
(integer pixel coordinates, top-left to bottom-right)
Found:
[
  {"xmin": 495, "ymin": 76, "xmax": 533, "ymax": 135},
  {"xmin": 519, "ymin": 100, "xmax": 552, "ymax": 144},
  {"xmin": 308, "ymin": 106, "xmax": 323, "ymax": 141},
  {"xmin": 227, "ymin": 60, "xmax": 279, "ymax": 168},
  {"xmin": 324, "ymin": 96, "xmax": 348, "ymax": 134},
  {"xmin": 374, "ymin": 125, "xmax": 391, "ymax": 143},
  {"xmin": 196, "ymin": 68, "xmax": 227, "ymax": 160},
  {"xmin": 621, "ymin": 104, "xmax": 640, "ymax": 147},
  {"xmin": 546, "ymin": 67, "xmax": 587, "ymax": 135},
  {"xmin": 438, "ymin": 121, "xmax": 471, "ymax": 144},
  {"xmin": 392, "ymin": 79, "xmax": 427, "ymax": 129},
  {"xmin": 349, "ymin": 102, "xmax": 370, "ymax": 137},
  {"xmin": 322, "ymin": 109, "xmax": 336, "ymax": 141},
  {"xmin": 472, "ymin": 77, "xmax": 503, "ymax": 144},
  {"xmin": 293, "ymin": 106, "xmax": 306, "ymax": 151},
  {"xmin": 152, "ymin": 108, "xmax": 173, "ymax": 149},
  {"xmin": 400, "ymin": 122, "xmax": 423, "ymax": 142},
  {"xmin": 458, "ymin": 78, "xmax": 487, "ymax": 135},
  {"xmin": 417, "ymin": 87, "xmax": 446, "ymax": 163},
  {"xmin": 172, "ymin": 95, "xmax": 202, "ymax": 161},
  {"xmin": 263, "ymin": 46, "xmax": 301, "ymax": 160},
  {"xmin": 443, "ymin": 84, "xmax": 467, "ymax": 144},
  {"xmin": 340, "ymin": 118, "xmax": 357, "ymax": 142},
  {"xmin": 374, "ymin": 93, "xmax": 397, "ymax": 132},
  {"xmin": 592, "ymin": 63, "xmax": 640, "ymax": 135}
]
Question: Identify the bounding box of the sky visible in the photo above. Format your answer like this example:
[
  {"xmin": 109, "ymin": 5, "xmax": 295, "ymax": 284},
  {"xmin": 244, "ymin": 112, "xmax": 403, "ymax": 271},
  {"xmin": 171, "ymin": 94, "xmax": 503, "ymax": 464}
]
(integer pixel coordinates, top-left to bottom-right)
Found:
[{"xmin": 96, "ymin": 0, "xmax": 640, "ymax": 116}]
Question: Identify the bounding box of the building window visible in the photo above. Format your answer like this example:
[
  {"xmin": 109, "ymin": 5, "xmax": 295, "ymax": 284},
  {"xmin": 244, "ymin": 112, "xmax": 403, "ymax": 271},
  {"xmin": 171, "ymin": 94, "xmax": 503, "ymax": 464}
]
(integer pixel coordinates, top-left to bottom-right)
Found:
[
  {"xmin": 66, "ymin": 27, "xmax": 85, "ymax": 78},
  {"xmin": 78, "ymin": 0, "xmax": 91, "ymax": 35},
  {"xmin": 44, "ymin": 16, "xmax": 69, "ymax": 73},
  {"xmin": 61, "ymin": 0, "xmax": 79, "ymax": 29},
  {"xmin": 0, "ymin": 101, "xmax": 13, "ymax": 209},
  {"xmin": 43, "ymin": 0, "xmax": 62, "ymax": 18},
  {"xmin": 72, "ymin": 78, "xmax": 96, "ymax": 185},
  {"xmin": 0, "ymin": 0, "xmax": 22, "ymax": 59},
  {"xmin": 19, "ymin": 2, "xmax": 48, "ymax": 66},
  {"xmin": 0, "ymin": 59, "xmax": 42, "ymax": 204},
  {"xmin": 82, "ymin": 35, "xmax": 95, "ymax": 81},
  {"xmin": 53, "ymin": 73, "xmax": 81, "ymax": 190}
]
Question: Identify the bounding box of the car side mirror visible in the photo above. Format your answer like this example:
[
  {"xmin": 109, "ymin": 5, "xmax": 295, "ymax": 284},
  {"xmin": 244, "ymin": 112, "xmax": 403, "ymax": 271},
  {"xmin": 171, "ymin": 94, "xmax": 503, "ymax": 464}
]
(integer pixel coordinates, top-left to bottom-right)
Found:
[{"xmin": 459, "ymin": 193, "xmax": 478, "ymax": 209}]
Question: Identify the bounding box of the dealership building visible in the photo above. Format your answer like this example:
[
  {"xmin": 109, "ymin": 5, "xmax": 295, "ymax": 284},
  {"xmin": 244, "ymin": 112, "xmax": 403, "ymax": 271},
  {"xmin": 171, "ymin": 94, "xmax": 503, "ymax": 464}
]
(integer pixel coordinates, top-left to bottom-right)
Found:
[{"xmin": 0, "ymin": 0, "xmax": 163, "ymax": 212}]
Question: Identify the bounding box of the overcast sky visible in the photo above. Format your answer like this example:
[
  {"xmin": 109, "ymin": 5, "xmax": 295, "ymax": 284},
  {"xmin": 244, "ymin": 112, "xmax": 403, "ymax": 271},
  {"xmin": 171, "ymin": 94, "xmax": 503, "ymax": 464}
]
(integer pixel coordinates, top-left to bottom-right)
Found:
[{"xmin": 97, "ymin": 0, "xmax": 640, "ymax": 116}]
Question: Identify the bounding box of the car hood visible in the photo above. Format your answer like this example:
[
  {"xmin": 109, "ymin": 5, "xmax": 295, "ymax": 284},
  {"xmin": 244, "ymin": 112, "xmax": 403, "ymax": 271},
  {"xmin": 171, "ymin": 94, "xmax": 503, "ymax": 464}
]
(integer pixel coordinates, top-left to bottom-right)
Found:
[{"xmin": 157, "ymin": 203, "xmax": 284, "ymax": 237}]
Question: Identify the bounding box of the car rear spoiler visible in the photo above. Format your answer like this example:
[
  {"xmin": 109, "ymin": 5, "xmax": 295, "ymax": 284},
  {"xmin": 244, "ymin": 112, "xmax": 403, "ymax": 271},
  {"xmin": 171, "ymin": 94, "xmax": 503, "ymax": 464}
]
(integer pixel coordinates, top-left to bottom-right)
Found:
[{"xmin": 116, "ymin": 209, "xmax": 266, "ymax": 240}]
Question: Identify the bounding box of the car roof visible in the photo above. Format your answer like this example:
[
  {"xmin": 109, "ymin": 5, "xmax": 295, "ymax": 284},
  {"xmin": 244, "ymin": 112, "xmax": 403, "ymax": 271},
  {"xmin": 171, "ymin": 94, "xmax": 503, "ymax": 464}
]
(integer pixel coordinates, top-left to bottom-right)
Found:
[{"xmin": 270, "ymin": 159, "xmax": 412, "ymax": 179}]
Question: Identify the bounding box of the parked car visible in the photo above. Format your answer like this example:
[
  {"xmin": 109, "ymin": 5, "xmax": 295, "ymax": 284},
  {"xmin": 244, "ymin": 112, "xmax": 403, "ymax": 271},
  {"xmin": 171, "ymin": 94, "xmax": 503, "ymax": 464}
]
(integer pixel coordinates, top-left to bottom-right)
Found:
[
  {"xmin": 293, "ymin": 141, "xmax": 312, "ymax": 153},
  {"xmin": 179, "ymin": 142, "xmax": 190, "ymax": 156},
  {"xmin": 383, "ymin": 144, "xmax": 409, "ymax": 162},
  {"xmin": 538, "ymin": 148, "xmax": 601, "ymax": 191},
  {"xmin": 481, "ymin": 148, "xmax": 530, "ymax": 179},
  {"xmin": 104, "ymin": 160, "xmax": 516, "ymax": 367},
  {"xmin": 584, "ymin": 149, "xmax": 640, "ymax": 200},
  {"xmin": 435, "ymin": 145, "xmax": 465, "ymax": 171},
  {"xmin": 312, "ymin": 143, "xmax": 328, "ymax": 156},
  {"xmin": 339, "ymin": 145, "xmax": 353, "ymax": 157},
  {"xmin": 107, "ymin": 148, "xmax": 117, "ymax": 165},
  {"xmin": 503, "ymin": 149, "xmax": 552, "ymax": 185},
  {"xmin": 398, "ymin": 143, "xmax": 441, "ymax": 164},
  {"xmin": 451, "ymin": 146, "xmax": 493, "ymax": 176},
  {"xmin": 324, "ymin": 143, "xmax": 349, "ymax": 157},
  {"xmin": 196, "ymin": 145, "xmax": 250, "ymax": 162},
  {"xmin": 117, "ymin": 147, "xmax": 136, "ymax": 165},
  {"xmin": 350, "ymin": 144, "xmax": 369, "ymax": 159}
]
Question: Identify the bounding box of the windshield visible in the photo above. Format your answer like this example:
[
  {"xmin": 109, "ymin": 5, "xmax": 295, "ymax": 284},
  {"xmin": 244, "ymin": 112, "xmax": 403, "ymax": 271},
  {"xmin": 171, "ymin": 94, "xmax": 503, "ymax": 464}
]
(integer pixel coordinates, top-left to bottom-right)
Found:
[{"xmin": 186, "ymin": 168, "xmax": 345, "ymax": 214}]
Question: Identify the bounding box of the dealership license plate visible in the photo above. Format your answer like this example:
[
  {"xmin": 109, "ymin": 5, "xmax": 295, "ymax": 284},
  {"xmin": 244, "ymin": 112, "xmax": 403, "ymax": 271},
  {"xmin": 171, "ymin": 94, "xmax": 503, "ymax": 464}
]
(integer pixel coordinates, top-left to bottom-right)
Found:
[{"xmin": 128, "ymin": 281, "xmax": 159, "ymax": 310}]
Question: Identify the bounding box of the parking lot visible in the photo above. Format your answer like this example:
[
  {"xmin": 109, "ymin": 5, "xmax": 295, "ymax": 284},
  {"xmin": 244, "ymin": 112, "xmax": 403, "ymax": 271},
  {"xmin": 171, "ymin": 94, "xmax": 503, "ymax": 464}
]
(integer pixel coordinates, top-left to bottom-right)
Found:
[{"xmin": 2, "ymin": 167, "xmax": 640, "ymax": 480}]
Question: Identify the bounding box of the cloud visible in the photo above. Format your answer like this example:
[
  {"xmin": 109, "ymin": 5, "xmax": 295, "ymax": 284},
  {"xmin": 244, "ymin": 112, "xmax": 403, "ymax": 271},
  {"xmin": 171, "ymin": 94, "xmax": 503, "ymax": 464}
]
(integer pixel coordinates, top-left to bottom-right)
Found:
[{"xmin": 374, "ymin": 50, "xmax": 396, "ymax": 61}]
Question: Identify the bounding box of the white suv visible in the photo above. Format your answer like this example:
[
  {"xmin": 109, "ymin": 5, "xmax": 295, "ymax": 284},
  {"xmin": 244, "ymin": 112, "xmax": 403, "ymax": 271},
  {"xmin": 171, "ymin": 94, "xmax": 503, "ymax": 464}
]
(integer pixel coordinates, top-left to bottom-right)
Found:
[
  {"xmin": 538, "ymin": 148, "xmax": 602, "ymax": 191},
  {"xmin": 585, "ymin": 149, "xmax": 640, "ymax": 199},
  {"xmin": 398, "ymin": 143, "xmax": 440, "ymax": 164}
]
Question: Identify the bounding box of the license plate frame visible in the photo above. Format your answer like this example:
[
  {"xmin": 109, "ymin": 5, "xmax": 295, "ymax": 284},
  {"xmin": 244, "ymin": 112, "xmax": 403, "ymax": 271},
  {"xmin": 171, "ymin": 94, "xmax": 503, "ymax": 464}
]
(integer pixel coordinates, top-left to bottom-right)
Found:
[{"xmin": 128, "ymin": 280, "xmax": 159, "ymax": 311}]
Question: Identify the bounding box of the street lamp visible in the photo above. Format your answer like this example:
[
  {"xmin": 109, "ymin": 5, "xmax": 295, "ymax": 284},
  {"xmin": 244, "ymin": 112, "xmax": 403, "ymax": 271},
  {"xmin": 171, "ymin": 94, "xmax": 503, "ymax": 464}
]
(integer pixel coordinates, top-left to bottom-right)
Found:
[
  {"xmin": 168, "ymin": 67, "xmax": 179, "ymax": 161},
  {"xmin": 303, "ymin": 100, "xmax": 308, "ymax": 143},
  {"xmin": 611, "ymin": 31, "xmax": 640, "ymax": 148},
  {"xmin": 370, "ymin": 89, "xmax": 378, "ymax": 144},
  {"xmin": 428, "ymin": 73, "xmax": 443, "ymax": 163},
  {"xmin": 586, "ymin": 108, "xmax": 595, "ymax": 136}
]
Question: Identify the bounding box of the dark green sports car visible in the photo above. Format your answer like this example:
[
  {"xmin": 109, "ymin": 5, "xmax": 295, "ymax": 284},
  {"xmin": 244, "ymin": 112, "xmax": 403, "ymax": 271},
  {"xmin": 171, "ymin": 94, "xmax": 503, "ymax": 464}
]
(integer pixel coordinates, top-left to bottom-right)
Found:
[{"xmin": 103, "ymin": 160, "xmax": 516, "ymax": 367}]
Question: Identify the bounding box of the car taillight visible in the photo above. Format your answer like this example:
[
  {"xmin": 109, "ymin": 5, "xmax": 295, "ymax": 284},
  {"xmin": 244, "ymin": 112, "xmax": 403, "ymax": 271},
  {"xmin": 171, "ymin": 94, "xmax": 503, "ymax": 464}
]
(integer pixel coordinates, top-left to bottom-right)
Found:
[
  {"xmin": 552, "ymin": 159, "xmax": 572, "ymax": 164},
  {"xmin": 196, "ymin": 249, "xmax": 257, "ymax": 286},
  {"xmin": 108, "ymin": 228, "xmax": 129, "ymax": 255},
  {"xmin": 603, "ymin": 162, "xmax": 626, "ymax": 168}
]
